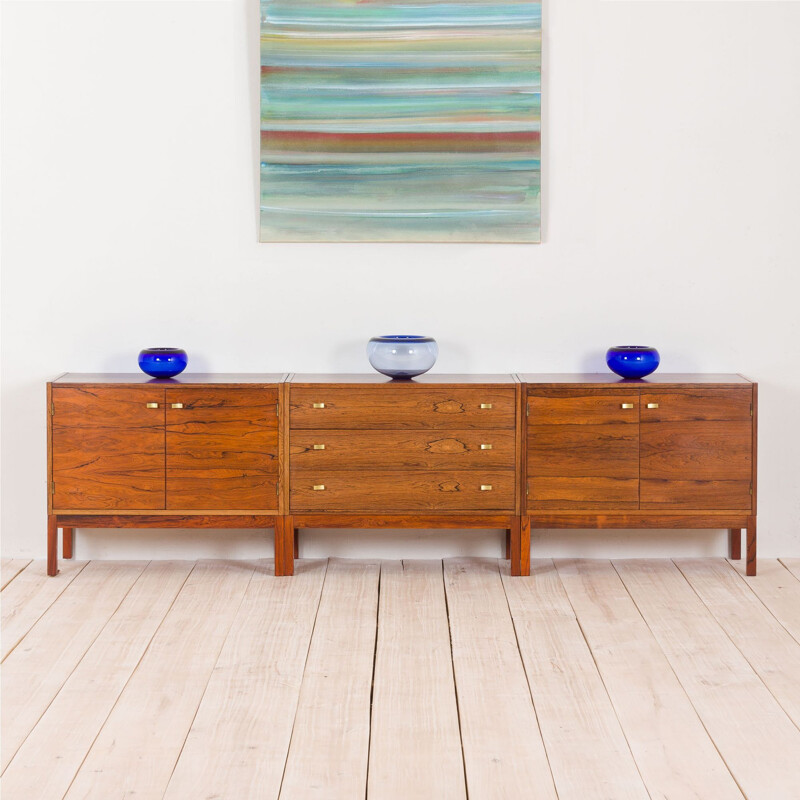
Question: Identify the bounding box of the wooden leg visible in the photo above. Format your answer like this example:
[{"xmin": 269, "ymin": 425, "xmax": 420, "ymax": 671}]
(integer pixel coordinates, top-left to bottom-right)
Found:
[
  {"xmin": 294, "ymin": 528, "xmax": 299, "ymax": 559},
  {"xmin": 47, "ymin": 515, "xmax": 58, "ymax": 576},
  {"xmin": 275, "ymin": 516, "xmax": 294, "ymax": 577},
  {"xmin": 729, "ymin": 528, "xmax": 741, "ymax": 560},
  {"xmin": 510, "ymin": 517, "xmax": 530, "ymax": 577},
  {"xmin": 63, "ymin": 527, "xmax": 74, "ymax": 559},
  {"xmin": 746, "ymin": 516, "xmax": 757, "ymax": 576},
  {"xmin": 505, "ymin": 529, "xmax": 512, "ymax": 560}
]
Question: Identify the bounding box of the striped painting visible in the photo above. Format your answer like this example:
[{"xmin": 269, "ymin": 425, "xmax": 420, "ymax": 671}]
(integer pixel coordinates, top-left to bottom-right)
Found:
[{"xmin": 259, "ymin": 0, "xmax": 541, "ymax": 242}]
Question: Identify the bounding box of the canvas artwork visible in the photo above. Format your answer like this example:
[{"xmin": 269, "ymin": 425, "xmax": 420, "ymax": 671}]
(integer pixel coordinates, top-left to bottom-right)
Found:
[{"xmin": 259, "ymin": 0, "xmax": 541, "ymax": 242}]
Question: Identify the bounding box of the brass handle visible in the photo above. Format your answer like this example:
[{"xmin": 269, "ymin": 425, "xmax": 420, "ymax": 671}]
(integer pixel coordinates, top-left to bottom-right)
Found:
[
  {"xmin": 312, "ymin": 402, "xmax": 325, "ymax": 409},
  {"xmin": 480, "ymin": 403, "xmax": 493, "ymax": 409},
  {"xmin": 621, "ymin": 403, "xmax": 634, "ymax": 409},
  {"xmin": 313, "ymin": 444, "xmax": 325, "ymax": 450},
  {"xmin": 312, "ymin": 484, "xmax": 326, "ymax": 491},
  {"xmin": 171, "ymin": 403, "xmax": 183, "ymax": 409},
  {"xmin": 146, "ymin": 403, "xmax": 159, "ymax": 409},
  {"xmin": 481, "ymin": 484, "xmax": 493, "ymax": 491},
  {"xmin": 480, "ymin": 444, "xmax": 493, "ymax": 450},
  {"xmin": 647, "ymin": 403, "xmax": 659, "ymax": 409}
]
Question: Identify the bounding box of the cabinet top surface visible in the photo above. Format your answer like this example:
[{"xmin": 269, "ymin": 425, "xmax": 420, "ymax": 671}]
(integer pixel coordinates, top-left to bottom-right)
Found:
[
  {"xmin": 52, "ymin": 373, "xmax": 287, "ymax": 385},
  {"xmin": 289, "ymin": 373, "xmax": 518, "ymax": 385},
  {"xmin": 518, "ymin": 373, "xmax": 753, "ymax": 386}
]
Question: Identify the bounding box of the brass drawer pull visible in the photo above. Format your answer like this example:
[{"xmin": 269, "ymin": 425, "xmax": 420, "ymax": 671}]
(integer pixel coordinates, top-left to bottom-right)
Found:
[
  {"xmin": 171, "ymin": 403, "xmax": 184, "ymax": 409},
  {"xmin": 146, "ymin": 403, "xmax": 159, "ymax": 409},
  {"xmin": 480, "ymin": 444, "xmax": 493, "ymax": 450},
  {"xmin": 647, "ymin": 403, "xmax": 659, "ymax": 409},
  {"xmin": 312, "ymin": 484, "xmax": 326, "ymax": 491},
  {"xmin": 313, "ymin": 444, "xmax": 325, "ymax": 450},
  {"xmin": 620, "ymin": 403, "xmax": 634, "ymax": 409},
  {"xmin": 312, "ymin": 402, "xmax": 326, "ymax": 409},
  {"xmin": 481, "ymin": 484, "xmax": 493, "ymax": 491},
  {"xmin": 480, "ymin": 403, "xmax": 493, "ymax": 409}
]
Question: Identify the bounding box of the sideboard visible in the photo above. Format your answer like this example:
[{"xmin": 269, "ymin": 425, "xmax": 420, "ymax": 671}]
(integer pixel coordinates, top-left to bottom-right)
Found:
[{"xmin": 46, "ymin": 372, "xmax": 757, "ymax": 576}]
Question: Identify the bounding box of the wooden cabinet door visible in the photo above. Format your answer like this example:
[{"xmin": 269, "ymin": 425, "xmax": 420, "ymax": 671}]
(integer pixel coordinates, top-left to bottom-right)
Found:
[
  {"xmin": 51, "ymin": 386, "xmax": 166, "ymax": 510},
  {"xmin": 640, "ymin": 388, "xmax": 753, "ymax": 509},
  {"xmin": 165, "ymin": 388, "xmax": 278, "ymax": 510},
  {"xmin": 527, "ymin": 392, "xmax": 639, "ymax": 509}
]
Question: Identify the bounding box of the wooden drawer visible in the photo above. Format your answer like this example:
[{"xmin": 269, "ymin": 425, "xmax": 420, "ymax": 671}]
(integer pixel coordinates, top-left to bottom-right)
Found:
[
  {"xmin": 291, "ymin": 470, "xmax": 515, "ymax": 512},
  {"xmin": 291, "ymin": 429, "xmax": 515, "ymax": 471},
  {"xmin": 640, "ymin": 480, "xmax": 752, "ymax": 510},
  {"xmin": 528, "ymin": 477, "xmax": 638, "ymax": 510},
  {"xmin": 640, "ymin": 388, "xmax": 752, "ymax": 422},
  {"xmin": 290, "ymin": 387, "xmax": 515, "ymax": 429},
  {"xmin": 527, "ymin": 393, "xmax": 639, "ymax": 425}
]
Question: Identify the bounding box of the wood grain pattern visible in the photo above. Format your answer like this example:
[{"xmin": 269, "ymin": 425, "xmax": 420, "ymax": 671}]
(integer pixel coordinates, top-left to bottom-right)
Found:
[
  {"xmin": 291, "ymin": 513, "xmax": 515, "ymax": 529},
  {"xmin": 291, "ymin": 470, "xmax": 516, "ymax": 512},
  {"xmin": 518, "ymin": 373, "xmax": 752, "ymax": 386},
  {"xmin": 501, "ymin": 561, "xmax": 650, "ymax": 800},
  {"xmin": 290, "ymin": 386, "xmax": 516, "ymax": 429},
  {"xmin": 527, "ymin": 393, "xmax": 639, "ymax": 424},
  {"xmin": 641, "ymin": 479, "xmax": 752, "ymax": 509},
  {"xmin": 51, "ymin": 386, "xmax": 166, "ymax": 510},
  {"xmin": 640, "ymin": 387, "xmax": 752, "ymax": 422},
  {"xmin": 166, "ymin": 388, "xmax": 278, "ymax": 510},
  {"xmin": 527, "ymin": 424, "xmax": 639, "ymax": 478},
  {"xmin": 54, "ymin": 373, "xmax": 287, "ymax": 385},
  {"xmin": 368, "ymin": 561, "xmax": 465, "ymax": 800},
  {"xmin": 528, "ymin": 476, "xmax": 639, "ymax": 509},
  {"xmin": 290, "ymin": 373, "xmax": 517, "ymax": 385},
  {"xmin": 291, "ymin": 429, "xmax": 516, "ymax": 470},
  {"xmin": 56, "ymin": 514, "xmax": 276, "ymax": 527},
  {"xmin": 529, "ymin": 512, "xmax": 750, "ymax": 528},
  {"xmin": 1, "ymin": 559, "xmax": 31, "ymax": 590}
]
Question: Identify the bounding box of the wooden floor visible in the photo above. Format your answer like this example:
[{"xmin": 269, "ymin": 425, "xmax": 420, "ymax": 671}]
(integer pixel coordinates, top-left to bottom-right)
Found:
[{"xmin": 3, "ymin": 557, "xmax": 800, "ymax": 799}]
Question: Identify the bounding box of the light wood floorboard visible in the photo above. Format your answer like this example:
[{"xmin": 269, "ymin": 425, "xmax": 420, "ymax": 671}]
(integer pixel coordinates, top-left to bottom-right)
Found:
[
  {"xmin": 278, "ymin": 559, "xmax": 380, "ymax": 800},
  {"xmin": 444, "ymin": 557, "xmax": 558, "ymax": 800},
  {"xmin": 4, "ymin": 557, "xmax": 800, "ymax": 800},
  {"xmin": 368, "ymin": 560, "xmax": 465, "ymax": 800},
  {"xmin": 615, "ymin": 558, "xmax": 800, "ymax": 800},
  {"xmin": 1, "ymin": 559, "xmax": 32, "ymax": 590},
  {"xmin": 779, "ymin": 558, "xmax": 800, "ymax": 582}
]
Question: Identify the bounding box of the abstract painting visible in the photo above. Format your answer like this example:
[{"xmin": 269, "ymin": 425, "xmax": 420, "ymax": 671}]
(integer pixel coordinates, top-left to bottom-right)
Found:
[{"xmin": 259, "ymin": 0, "xmax": 541, "ymax": 242}]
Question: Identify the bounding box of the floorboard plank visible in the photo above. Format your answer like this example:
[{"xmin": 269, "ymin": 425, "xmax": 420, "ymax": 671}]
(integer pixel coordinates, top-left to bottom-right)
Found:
[
  {"xmin": 779, "ymin": 558, "xmax": 800, "ymax": 582},
  {"xmin": 729, "ymin": 559, "xmax": 800, "ymax": 645},
  {"xmin": 0, "ymin": 560, "xmax": 147, "ymax": 771},
  {"xmin": 2, "ymin": 561, "xmax": 192, "ymax": 800},
  {"xmin": 556, "ymin": 559, "xmax": 744, "ymax": 800},
  {"xmin": 677, "ymin": 558, "xmax": 800, "ymax": 731},
  {"xmin": 368, "ymin": 561, "xmax": 466, "ymax": 800},
  {"xmin": 163, "ymin": 560, "xmax": 328, "ymax": 800},
  {"xmin": 1, "ymin": 559, "xmax": 33, "ymax": 590},
  {"xmin": 63, "ymin": 560, "xmax": 255, "ymax": 800},
  {"xmin": 279, "ymin": 559, "xmax": 380, "ymax": 800},
  {"xmin": 502, "ymin": 560, "xmax": 649, "ymax": 800},
  {"xmin": 1, "ymin": 560, "xmax": 88, "ymax": 661},
  {"xmin": 615, "ymin": 559, "xmax": 800, "ymax": 800},
  {"xmin": 444, "ymin": 558, "xmax": 557, "ymax": 800}
]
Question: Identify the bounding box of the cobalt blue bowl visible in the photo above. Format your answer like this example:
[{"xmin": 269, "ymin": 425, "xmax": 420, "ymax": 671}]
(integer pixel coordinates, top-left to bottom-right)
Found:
[
  {"xmin": 606, "ymin": 346, "xmax": 660, "ymax": 379},
  {"xmin": 138, "ymin": 348, "xmax": 188, "ymax": 379},
  {"xmin": 367, "ymin": 335, "xmax": 438, "ymax": 379}
]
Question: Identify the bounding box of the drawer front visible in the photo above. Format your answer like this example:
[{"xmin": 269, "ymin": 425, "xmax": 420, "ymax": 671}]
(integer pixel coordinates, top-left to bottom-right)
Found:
[
  {"xmin": 166, "ymin": 388, "xmax": 278, "ymax": 510},
  {"xmin": 641, "ymin": 480, "xmax": 752, "ymax": 510},
  {"xmin": 291, "ymin": 429, "xmax": 515, "ymax": 471},
  {"xmin": 640, "ymin": 388, "xmax": 752, "ymax": 422},
  {"xmin": 291, "ymin": 470, "xmax": 515, "ymax": 512},
  {"xmin": 290, "ymin": 387, "xmax": 515, "ymax": 429},
  {"xmin": 527, "ymin": 424, "xmax": 638, "ymax": 479},
  {"xmin": 528, "ymin": 477, "xmax": 639, "ymax": 510},
  {"xmin": 528, "ymin": 393, "xmax": 639, "ymax": 425}
]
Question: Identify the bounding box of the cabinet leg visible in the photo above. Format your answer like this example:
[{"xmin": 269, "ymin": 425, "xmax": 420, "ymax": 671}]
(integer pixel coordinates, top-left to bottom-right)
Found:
[
  {"xmin": 275, "ymin": 517, "xmax": 294, "ymax": 577},
  {"xmin": 510, "ymin": 517, "xmax": 530, "ymax": 577},
  {"xmin": 47, "ymin": 515, "xmax": 58, "ymax": 576},
  {"xmin": 505, "ymin": 529, "xmax": 512, "ymax": 560},
  {"xmin": 746, "ymin": 517, "xmax": 757, "ymax": 576},
  {"xmin": 63, "ymin": 527, "xmax": 74, "ymax": 560},
  {"xmin": 294, "ymin": 528, "xmax": 299, "ymax": 559},
  {"xmin": 729, "ymin": 528, "xmax": 742, "ymax": 560}
]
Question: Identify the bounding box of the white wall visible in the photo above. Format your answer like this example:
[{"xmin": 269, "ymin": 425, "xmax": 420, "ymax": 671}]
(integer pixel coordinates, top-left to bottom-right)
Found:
[{"xmin": 2, "ymin": 0, "xmax": 799, "ymax": 561}]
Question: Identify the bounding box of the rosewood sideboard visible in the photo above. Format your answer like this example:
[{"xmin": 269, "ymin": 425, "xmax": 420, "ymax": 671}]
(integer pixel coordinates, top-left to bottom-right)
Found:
[{"xmin": 46, "ymin": 372, "xmax": 757, "ymax": 577}]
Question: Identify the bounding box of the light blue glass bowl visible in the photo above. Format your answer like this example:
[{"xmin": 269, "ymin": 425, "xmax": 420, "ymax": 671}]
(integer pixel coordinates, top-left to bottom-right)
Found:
[{"xmin": 367, "ymin": 335, "xmax": 438, "ymax": 379}]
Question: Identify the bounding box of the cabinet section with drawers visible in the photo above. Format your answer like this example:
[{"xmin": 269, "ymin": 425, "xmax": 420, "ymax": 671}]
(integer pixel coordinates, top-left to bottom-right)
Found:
[
  {"xmin": 520, "ymin": 374, "xmax": 758, "ymax": 575},
  {"xmin": 282, "ymin": 374, "xmax": 524, "ymax": 576},
  {"xmin": 46, "ymin": 374, "xmax": 285, "ymax": 576}
]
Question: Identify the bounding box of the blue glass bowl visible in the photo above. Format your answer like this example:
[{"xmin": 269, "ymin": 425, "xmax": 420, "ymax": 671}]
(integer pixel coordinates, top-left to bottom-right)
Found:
[
  {"xmin": 367, "ymin": 335, "xmax": 438, "ymax": 379},
  {"xmin": 138, "ymin": 348, "xmax": 188, "ymax": 379},
  {"xmin": 606, "ymin": 346, "xmax": 660, "ymax": 379}
]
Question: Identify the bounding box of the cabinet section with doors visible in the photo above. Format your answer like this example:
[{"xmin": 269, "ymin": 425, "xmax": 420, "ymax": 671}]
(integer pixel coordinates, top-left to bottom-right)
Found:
[
  {"xmin": 46, "ymin": 374, "xmax": 285, "ymax": 576},
  {"xmin": 520, "ymin": 374, "xmax": 758, "ymax": 575}
]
